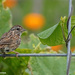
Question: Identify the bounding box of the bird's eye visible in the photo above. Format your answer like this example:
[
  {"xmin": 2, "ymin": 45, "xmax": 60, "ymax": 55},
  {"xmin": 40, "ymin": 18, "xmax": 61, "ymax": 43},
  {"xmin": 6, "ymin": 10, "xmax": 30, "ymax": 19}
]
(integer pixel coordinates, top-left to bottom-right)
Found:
[{"xmin": 17, "ymin": 28, "xmax": 20, "ymax": 30}]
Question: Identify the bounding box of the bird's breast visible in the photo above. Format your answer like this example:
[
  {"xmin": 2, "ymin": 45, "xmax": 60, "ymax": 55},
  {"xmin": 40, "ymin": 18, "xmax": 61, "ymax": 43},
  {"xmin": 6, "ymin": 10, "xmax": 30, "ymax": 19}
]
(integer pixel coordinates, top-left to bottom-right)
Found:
[
  {"xmin": 9, "ymin": 35, "xmax": 21, "ymax": 50},
  {"xmin": 13, "ymin": 35, "xmax": 21, "ymax": 45}
]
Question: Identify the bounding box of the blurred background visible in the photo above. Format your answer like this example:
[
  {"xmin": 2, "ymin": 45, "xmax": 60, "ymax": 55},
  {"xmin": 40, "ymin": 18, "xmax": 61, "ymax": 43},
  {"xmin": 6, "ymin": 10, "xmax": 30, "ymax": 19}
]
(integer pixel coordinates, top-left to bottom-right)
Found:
[{"xmin": 3, "ymin": 0, "xmax": 75, "ymax": 33}]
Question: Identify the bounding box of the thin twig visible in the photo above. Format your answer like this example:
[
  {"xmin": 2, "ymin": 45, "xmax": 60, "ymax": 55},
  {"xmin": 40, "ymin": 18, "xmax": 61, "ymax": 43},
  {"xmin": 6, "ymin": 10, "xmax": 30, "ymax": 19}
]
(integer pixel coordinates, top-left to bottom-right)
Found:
[
  {"xmin": 61, "ymin": 25, "xmax": 67, "ymax": 42},
  {"xmin": 66, "ymin": 25, "xmax": 75, "ymax": 43}
]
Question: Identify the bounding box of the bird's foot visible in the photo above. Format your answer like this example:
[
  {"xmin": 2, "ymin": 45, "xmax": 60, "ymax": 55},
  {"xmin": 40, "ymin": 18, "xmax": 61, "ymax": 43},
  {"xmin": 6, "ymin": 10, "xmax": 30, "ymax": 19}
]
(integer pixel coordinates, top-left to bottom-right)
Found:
[
  {"xmin": 12, "ymin": 51, "xmax": 19, "ymax": 58},
  {"xmin": 16, "ymin": 52, "xmax": 19, "ymax": 58},
  {"xmin": 2, "ymin": 52, "xmax": 6, "ymax": 58}
]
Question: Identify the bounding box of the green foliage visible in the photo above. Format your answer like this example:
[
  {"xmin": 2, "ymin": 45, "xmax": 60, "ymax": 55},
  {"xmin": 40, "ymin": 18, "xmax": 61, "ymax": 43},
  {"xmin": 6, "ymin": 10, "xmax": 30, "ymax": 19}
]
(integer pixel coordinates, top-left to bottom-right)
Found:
[
  {"xmin": 30, "ymin": 57, "xmax": 75, "ymax": 75},
  {"xmin": 0, "ymin": 49, "xmax": 30, "ymax": 75},
  {"xmin": 38, "ymin": 23, "xmax": 65, "ymax": 46},
  {"xmin": 38, "ymin": 16, "xmax": 75, "ymax": 46},
  {"xmin": 0, "ymin": 0, "xmax": 12, "ymax": 37},
  {"xmin": 30, "ymin": 57, "xmax": 66, "ymax": 75},
  {"xmin": 70, "ymin": 57, "xmax": 75, "ymax": 75},
  {"xmin": 0, "ymin": 53, "xmax": 30, "ymax": 75},
  {"xmin": 71, "ymin": 16, "xmax": 75, "ymax": 36},
  {"xmin": 19, "ymin": 34, "xmax": 47, "ymax": 51}
]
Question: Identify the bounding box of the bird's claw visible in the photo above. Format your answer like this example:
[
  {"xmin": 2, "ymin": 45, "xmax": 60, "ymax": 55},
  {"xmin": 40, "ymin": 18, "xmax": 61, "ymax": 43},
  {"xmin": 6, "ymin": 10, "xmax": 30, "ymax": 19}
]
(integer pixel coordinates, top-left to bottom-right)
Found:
[{"xmin": 15, "ymin": 52, "xmax": 19, "ymax": 58}]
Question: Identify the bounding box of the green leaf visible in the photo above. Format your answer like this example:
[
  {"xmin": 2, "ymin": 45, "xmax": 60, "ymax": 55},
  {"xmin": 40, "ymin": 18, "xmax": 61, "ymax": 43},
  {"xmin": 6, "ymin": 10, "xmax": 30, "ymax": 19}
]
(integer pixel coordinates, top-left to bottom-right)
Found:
[
  {"xmin": 38, "ymin": 23, "xmax": 58, "ymax": 39},
  {"xmin": 37, "ymin": 16, "xmax": 75, "ymax": 46},
  {"xmin": 0, "ymin": 1, "xmax": 12, "ymax": 37},
  {"xmin": 71, "ymin": 16, "xmax": 75, "ymax": 36},
  {"xmin": 30, "ymin": 57, "xmax": 66, "ymax": 75},
  {"xmin": 37, "ymin": 23, "xmax": 65, "ymax": 46}
]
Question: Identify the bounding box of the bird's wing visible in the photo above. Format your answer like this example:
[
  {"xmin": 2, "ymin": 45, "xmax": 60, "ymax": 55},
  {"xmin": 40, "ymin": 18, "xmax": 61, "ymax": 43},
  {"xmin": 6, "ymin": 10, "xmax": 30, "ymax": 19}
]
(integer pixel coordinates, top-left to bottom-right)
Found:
[{"xmin": 0, "ymin": 31, "xmax": 13, "ymax": 45}]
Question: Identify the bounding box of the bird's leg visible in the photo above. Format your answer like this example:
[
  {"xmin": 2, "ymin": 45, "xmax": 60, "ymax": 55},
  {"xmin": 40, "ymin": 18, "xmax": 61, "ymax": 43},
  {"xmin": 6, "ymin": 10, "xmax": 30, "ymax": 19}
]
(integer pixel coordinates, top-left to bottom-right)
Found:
[
  {"xmin": 2, "ymin": 52, "xmax": 6, "ymax": 58},
  {"xmin": 12, "ymin": 51, "xmax": 19, "ymax": 57}
]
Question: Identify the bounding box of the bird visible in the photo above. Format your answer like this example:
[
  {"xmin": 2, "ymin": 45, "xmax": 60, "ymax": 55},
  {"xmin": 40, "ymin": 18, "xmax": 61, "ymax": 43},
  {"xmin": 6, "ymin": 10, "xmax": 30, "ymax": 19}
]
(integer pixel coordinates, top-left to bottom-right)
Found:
[{"xmin": 0, "ymin": 25, "xmax": 26, "ymax": 57}]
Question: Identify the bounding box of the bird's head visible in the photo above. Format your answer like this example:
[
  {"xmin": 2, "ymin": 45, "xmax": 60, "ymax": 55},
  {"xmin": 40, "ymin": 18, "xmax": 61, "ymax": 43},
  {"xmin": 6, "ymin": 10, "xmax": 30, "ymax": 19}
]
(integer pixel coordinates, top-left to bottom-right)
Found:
[{"xmin": 10, "ymin": 25, "xmax": 26, "ymax": 33}]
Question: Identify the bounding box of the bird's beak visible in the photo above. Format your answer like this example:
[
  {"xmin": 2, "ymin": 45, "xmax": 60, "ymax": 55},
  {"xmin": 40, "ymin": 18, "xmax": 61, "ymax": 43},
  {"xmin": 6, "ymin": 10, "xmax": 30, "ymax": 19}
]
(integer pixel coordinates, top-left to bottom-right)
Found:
[
  {"xmin": 23, "ymin": 29, "xmax": 26, "ymax": 31},
  {"xmin": 22, "ymin": 29, "xmax": 26, "ymax": 32}
]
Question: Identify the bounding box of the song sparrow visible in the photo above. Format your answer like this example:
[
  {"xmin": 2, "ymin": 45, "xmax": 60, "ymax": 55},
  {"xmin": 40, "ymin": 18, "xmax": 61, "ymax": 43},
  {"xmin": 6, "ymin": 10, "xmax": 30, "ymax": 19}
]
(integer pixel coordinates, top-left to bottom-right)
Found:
[{"xmin": 0, "ymin": 25, "xmax": 25, "ymax": 56}]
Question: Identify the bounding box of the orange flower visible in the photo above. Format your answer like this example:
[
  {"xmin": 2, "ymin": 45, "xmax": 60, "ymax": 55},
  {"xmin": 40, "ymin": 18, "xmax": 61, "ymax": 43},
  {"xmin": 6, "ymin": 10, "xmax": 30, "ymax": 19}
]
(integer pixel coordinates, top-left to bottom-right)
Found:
[
  {"xmin": 3, "ymin": 0, "xmax": 17, "ymax": 8},
  {"xmin": 23, "ymin": 13, "xmax": 45, "ymax": 31},
  {"xmin": 71, "ymin": 47, "xmax": 75, "ymax": 52},
  {"xmin": 51, "ymin": 45, "xmax": 62, "ymax": 52}
]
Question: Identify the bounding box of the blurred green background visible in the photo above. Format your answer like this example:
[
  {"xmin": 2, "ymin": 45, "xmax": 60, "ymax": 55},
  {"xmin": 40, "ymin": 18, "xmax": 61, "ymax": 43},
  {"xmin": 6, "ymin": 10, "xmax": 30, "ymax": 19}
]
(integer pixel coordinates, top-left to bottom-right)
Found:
[{"xmin": 11, "ymin": 0, "xmax": 75, "ymax": 32}]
